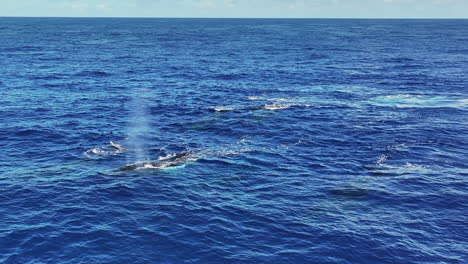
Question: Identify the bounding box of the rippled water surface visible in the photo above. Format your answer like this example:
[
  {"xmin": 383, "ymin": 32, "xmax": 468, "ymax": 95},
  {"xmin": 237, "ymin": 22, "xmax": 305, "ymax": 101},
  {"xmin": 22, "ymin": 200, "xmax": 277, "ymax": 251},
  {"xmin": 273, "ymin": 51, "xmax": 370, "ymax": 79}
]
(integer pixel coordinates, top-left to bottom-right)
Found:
[{"xmin": 1, "ymin": 18, "xmax": 467, "ymax": 263}]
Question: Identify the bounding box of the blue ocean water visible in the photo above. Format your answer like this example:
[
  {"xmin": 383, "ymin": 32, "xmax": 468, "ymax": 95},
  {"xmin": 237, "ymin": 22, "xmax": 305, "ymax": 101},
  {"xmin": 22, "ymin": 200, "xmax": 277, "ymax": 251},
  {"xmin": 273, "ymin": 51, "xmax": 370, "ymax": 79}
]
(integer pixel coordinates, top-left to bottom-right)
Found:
[{"xmin": 1, "ymin": 17, "xmax": 467, "ymax": 263}]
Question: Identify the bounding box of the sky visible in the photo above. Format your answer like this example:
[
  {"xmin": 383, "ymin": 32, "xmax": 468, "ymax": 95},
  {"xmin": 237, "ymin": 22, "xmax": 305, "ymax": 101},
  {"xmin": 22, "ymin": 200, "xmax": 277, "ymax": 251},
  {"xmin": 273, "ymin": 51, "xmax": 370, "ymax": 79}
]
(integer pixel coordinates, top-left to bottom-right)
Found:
[{"xmin": 1, "ymin": 0, "xmax": 467, "ymax": 18}]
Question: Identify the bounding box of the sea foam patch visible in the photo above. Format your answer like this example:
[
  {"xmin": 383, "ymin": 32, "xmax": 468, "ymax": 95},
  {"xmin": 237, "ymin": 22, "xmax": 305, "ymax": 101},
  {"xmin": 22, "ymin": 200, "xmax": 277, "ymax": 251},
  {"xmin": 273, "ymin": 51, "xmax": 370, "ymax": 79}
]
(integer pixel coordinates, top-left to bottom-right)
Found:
[{"xmin": 367, "ymin": 94, "xmax": 468, "ymax": 109}]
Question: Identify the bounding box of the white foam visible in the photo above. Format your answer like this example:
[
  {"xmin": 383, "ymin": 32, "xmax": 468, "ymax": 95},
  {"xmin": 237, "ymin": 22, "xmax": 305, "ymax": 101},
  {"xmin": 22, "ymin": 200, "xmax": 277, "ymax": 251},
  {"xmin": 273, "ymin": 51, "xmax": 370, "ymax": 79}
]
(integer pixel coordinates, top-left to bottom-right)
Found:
[
  {"xmin": 247, "ymin": 96, "xmax": 264, "ymax": 101},
  {"xmin": 264, "ymin": 104, "xmax": 293, "ymax": 110},
  {"xmin": 80, "ymin": 39, "xmax": 112, "ymax": 45},
  {"xmin": 376, "ymin": 154, "xmax": 388, "ymax": 166},
  {"xmin": 386, "ymin": 143, "xmax": 409, "ymax": 152},
  {"xmin": 263, "ymin": 103, "xmax": 312, "ymax": 110},
  {"xmin": 210, "ymin": 106, "xmax": 236, "ymax": 112},
  {"xmin": 372, "ymin": 154, "xmax": 432, "ymax": 175},
  {"xmin": 381, "ymin": 162, "xmax": 432, "ymax": 174}
]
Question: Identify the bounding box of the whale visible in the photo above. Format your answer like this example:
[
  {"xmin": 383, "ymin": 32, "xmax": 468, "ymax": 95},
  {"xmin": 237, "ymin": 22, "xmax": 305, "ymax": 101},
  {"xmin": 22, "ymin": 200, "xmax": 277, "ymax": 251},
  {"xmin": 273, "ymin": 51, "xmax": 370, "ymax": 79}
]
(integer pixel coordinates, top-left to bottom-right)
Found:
[
  {"xmin": 109, "ymin": 141, "xmax": 124, "ymax": 151},
  {"xmin": 84, "ymin": 141, "xmax": 125, "ymax": 158},
  {"xmin": 119, "ymin": 151, "xmax": 193, "ymax": 171}
]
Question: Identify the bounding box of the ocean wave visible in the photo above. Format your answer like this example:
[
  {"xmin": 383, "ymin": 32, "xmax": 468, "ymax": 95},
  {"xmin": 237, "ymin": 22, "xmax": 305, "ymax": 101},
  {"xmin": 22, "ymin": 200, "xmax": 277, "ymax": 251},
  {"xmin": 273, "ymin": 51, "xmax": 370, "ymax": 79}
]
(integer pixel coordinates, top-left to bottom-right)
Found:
[
  {"xmin": 3, "ymin": 18, "xmax": 468, "ymax": 264},
  {"xmin": 247, "ymin": 96, "xmax": 290, "ymax": 102},
  {"xmin": 373, "ymin": 162, "xmax": 433, "ymax": 175},
  {"xmin": 384, "ymin": 57, "xmax": 415, "ymax": 63},
  {"xmin": 213, "ymin": 73, "xmax": 248, "ymax": 80},
  {"xmin": 387, "ymin": 143, "xmax": 409, "ymax": 152},
  {"xmin": 391, "ymin": 64, "xmax": 423, "ymax": 70},
  {"xmin": 30, "ymin": 74, "xmax": 65, "ymax": 80},
  {"xmin": 367, "ymin": 154, "xmax": 433, "ymax": 176},
  {"xmin": 74, "ymin": 71, "xmax": 113, "ymax": 77},
  {"xmin": 80, "ymin": 39, "xmax": 113, "ymax": 45},
  {"xmin": 10, "ymin": 128, "xmax": 64, "ymax": 140},
  {"xmin": 4, "ymin": 46, "xmax": 43, "ymax": 52},
  {"xmin": 446, "ymin": 49, "xmax": 468, "ymax": 54}
]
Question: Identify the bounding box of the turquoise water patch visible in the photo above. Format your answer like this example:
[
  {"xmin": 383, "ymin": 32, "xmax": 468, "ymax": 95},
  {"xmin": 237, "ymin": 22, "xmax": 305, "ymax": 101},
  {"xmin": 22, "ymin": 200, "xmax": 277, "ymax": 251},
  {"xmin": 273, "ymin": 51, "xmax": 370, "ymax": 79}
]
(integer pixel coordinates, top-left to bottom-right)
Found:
[{"xmin": 367, "ymin": 94, "xmax": 468, "ymax": 108}]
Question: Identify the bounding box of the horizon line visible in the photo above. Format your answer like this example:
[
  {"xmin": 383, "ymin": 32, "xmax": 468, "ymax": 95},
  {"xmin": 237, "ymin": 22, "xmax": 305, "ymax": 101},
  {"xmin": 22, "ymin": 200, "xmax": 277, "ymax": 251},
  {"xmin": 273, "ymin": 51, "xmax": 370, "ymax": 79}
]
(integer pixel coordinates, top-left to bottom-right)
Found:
[{"xmin": 1, "ymin": 16, "xmax": 467, "ymax": 20}]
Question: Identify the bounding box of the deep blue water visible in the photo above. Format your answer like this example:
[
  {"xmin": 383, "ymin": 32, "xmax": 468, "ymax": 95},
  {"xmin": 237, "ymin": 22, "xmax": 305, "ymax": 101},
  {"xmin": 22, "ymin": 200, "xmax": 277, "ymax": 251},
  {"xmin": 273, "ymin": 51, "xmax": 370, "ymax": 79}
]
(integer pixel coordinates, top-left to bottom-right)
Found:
[{"xmin": 1, "ymin": 18, "xmax": 467, "ymax": 263}]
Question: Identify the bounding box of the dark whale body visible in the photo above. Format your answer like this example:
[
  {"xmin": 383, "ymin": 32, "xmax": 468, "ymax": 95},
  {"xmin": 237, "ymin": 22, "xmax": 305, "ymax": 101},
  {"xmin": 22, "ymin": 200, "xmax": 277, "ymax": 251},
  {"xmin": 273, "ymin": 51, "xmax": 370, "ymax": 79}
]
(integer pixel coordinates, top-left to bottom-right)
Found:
[{"xmin": 119, "ymin": 152, "xmax": 190, "ymax": 171}]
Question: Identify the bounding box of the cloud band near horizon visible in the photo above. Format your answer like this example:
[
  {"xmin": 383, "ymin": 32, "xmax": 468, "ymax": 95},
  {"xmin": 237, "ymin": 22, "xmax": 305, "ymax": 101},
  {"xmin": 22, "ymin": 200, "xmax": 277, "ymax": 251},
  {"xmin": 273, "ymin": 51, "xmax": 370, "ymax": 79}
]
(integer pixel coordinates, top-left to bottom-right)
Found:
[{"xmin": 1, "ymin": 0, "xmax": 467, "ymax": 18}]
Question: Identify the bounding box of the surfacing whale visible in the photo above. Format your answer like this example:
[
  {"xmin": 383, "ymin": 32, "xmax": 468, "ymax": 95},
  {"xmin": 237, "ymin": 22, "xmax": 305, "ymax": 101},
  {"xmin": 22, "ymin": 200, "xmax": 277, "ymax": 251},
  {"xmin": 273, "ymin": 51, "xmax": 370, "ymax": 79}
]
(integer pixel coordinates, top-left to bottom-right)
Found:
[
  {"xmin": 119, "ymin": 152, "xmax": 195, "ymax": 171},
  {"xmin": 84, "ymin": 141, "xmax": 125, "ymax": 158}
]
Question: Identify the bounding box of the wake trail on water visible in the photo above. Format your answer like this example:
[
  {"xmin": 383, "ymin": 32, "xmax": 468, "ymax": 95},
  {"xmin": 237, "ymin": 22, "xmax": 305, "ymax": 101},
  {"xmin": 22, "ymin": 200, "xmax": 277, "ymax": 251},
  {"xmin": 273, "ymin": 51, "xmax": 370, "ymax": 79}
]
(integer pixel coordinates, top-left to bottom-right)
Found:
[
  {"xmin": 83, "ymin": 136, "xmax": 287, "ymax": 173},
  {"xmin": 208, "ymin": 95, "xmax": 313, "ymax": 112},
  {"xmin": 116, "ymin": 137, "xmax": 306, "ymax": 172}
]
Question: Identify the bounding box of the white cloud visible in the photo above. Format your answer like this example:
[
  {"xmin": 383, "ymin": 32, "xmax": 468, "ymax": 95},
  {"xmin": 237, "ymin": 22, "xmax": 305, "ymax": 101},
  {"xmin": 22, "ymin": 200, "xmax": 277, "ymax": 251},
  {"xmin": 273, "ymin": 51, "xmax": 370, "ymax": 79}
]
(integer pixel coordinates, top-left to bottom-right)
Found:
[
  {"xmin": 225, "ymin": 0, "xmax": 237, "ymax": 7},
  {"xmin": 194, "ymin": 0, "xmax": 215, "ymax": 8},
  {"xmin": 285, "ymin": 0, "xmax": 340, "ymax": 9},
  {"xmin": 67, "ymin": 2, "xmax": 89, "ymax": 11},
  {"xmin": 433, "ymin": 0, "xmax": 461, "ymax": 4},
  {"xmin": 383, "ymin": 0, "xmax": 417, "ymax": 3}
]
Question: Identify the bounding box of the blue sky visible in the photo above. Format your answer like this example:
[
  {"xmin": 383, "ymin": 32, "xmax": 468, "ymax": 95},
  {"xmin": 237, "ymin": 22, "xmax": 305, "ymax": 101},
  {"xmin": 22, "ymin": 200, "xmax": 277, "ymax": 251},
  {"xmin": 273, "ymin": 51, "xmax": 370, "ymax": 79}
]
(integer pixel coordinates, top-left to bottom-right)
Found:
[{"xmin": 1, "ymin": 0, "xmax": 467, "ymax": 18}]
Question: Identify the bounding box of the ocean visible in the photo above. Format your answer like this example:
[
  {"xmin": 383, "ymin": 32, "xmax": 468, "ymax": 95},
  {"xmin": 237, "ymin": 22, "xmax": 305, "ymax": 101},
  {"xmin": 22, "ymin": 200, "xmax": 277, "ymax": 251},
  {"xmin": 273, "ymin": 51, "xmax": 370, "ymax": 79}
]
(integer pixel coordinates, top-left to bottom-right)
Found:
[{"xmin": 0, "ymin": 18, "xmax": 467, "ymax": 263}]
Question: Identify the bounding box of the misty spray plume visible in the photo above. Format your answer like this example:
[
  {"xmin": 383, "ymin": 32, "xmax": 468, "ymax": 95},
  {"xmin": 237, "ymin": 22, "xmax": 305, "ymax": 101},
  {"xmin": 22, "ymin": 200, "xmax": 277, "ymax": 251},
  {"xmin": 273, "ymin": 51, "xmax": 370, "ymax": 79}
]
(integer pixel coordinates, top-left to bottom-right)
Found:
[{"xmin": 127, "ymin": 87, "xmax": 151, "ymax": 162}]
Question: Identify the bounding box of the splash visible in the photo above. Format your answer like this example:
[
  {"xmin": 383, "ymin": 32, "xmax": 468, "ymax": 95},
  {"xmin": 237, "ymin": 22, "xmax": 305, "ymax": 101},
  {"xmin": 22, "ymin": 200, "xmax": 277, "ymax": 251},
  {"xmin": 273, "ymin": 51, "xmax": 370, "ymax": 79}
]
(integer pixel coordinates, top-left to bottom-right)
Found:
[
  {"xmin": 375, "ymin": 154, "xmax": 388, "ymax": 166},
  {"xmin": 208, "ymin": 106, "xmax": 236, "ymax": 112}
]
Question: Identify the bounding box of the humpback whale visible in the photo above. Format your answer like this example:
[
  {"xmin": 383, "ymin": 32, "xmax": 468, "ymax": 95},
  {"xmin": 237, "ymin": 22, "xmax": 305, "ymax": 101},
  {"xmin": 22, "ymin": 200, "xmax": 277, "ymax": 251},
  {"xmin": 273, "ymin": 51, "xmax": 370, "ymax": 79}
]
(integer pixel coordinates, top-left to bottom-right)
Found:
[
  {"xmin": 84, "ymin": 141, "xmax": 125, "ymax": 158},
  {"xmin": 119, "ymin": 151, "xmax": 193, "ymax": 171},
  {"xmin": 109, "ymin": 141, "xmax": 124, "ymax": 151}
]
